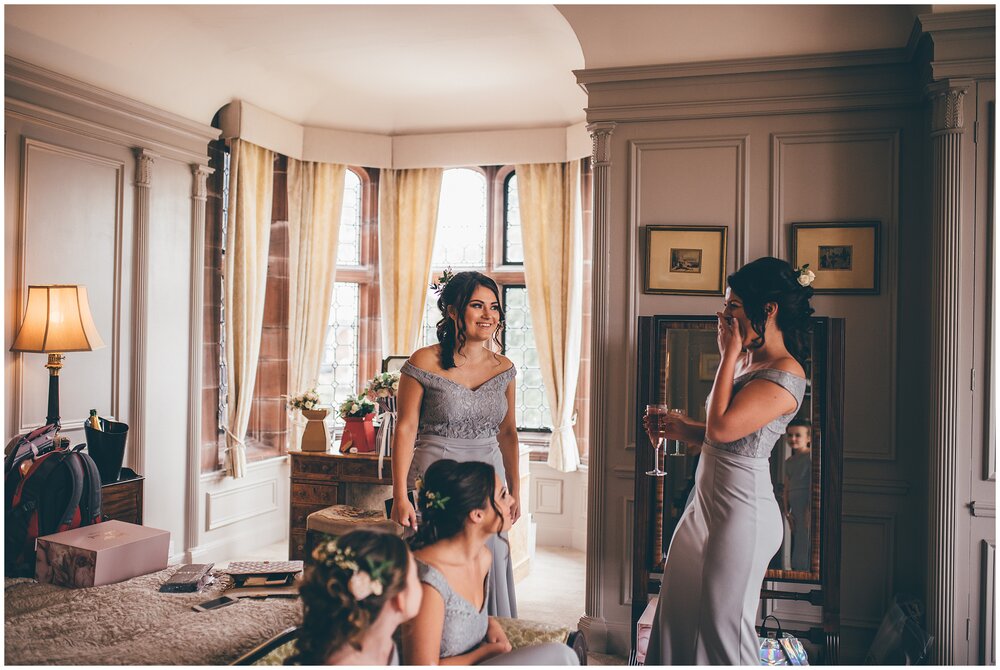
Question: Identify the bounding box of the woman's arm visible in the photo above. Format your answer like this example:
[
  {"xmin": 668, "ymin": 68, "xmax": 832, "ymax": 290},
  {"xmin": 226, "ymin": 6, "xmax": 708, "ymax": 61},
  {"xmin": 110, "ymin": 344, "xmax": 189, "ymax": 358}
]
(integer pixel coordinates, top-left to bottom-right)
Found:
[
  {"xmin": 497, "ymin": 379, "xmax": 521, "ymax": 523},
  {"xmin": 705, "ymin": 315, "xmax": 798, "ymax": 444},
  {"xmin": 390, "ymin": 371, "xmax": 424, "ymax": 528}
]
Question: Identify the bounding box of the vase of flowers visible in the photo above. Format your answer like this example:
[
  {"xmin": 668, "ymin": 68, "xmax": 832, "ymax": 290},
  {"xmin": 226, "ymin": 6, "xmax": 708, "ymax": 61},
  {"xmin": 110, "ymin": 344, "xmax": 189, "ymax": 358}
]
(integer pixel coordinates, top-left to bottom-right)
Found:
[
  {"xmin": 338, "ymin": 393, "xmax": 377, "ymax": 454},
  {"xmin": 365, "ymin": 372, "xmax": 401, "ymax": 474},
  {"xmin": 287, "ymin": 388, "xmax": 327, "ymax": 452}
]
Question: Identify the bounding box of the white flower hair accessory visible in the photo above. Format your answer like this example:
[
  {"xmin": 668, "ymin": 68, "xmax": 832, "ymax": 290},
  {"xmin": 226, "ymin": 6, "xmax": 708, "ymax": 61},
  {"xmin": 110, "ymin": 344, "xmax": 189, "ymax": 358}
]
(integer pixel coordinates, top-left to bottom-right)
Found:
[
  {"xmin": 794, "ymin": 264, "xmax": 816, "ymax": 287},
  {"xmin": 312, "ymin": 540, "xmax": 390, "ymax": 601}
]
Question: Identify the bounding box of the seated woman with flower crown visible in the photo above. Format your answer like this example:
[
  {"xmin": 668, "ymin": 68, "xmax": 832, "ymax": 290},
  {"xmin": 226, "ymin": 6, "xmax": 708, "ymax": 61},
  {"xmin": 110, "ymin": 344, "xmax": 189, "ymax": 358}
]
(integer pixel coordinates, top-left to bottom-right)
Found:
[
  {"xmin": 287, "ymin": 529, "xmax": 423, "ymax": 665},
  {"xmin": 401, "ymin": 459, "xmax": 579, "ymax": 666}
]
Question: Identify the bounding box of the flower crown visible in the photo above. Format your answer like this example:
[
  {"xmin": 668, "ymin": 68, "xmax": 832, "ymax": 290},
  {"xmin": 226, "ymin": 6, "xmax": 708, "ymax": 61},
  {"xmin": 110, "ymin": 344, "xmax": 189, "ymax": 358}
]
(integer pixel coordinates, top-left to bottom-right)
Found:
[
  {"xmin": 794, "ymin": 264, "xmax": 816, "ymax": 288},
  {"xmin": 312, "ymin": 540, "xmax": 393, "ymax": 601},
  {"xmin": 429, "ymin": 268, "xmax": 455, "ymax": 296}
]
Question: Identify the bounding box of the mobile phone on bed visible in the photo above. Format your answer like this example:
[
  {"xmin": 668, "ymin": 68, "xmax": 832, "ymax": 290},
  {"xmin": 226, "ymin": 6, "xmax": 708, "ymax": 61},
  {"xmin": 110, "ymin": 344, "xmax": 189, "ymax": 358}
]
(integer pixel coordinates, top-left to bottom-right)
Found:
[{"xmin": 192, "ymin": 594, "xmax": 239, "ymax": 612}]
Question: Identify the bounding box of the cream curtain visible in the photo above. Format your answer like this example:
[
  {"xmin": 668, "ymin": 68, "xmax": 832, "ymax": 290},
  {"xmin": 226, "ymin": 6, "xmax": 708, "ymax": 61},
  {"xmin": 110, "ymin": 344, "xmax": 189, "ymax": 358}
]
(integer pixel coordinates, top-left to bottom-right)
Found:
[
  {"xmin": 516, "ymin": 161, "xmax": 583, "ymax": 472},
  {"xmin": 378, "ymin": 168, "xmax": 444, "ymax": 355},
  {"xmin": 224, "ymin": 140, "xmax": 275, "ymax": 478},
  {"xmin": 287, "ymin": 159, "xmax": 347, "ymax": 400}
]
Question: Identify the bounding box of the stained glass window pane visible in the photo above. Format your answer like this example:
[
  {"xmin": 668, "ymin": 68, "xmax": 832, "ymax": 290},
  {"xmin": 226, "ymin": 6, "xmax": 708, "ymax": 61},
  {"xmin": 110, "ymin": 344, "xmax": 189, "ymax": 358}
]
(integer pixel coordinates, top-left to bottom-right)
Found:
[
  {"xmin": 502, "ymin": 286, "xmax": 552, "ymax": 431},
  {"xmin": 431, "ymin": 168, "xmax": 487, "ymax": 268},
  {"xmin": 504, "ymin": 172, "xmax": 524, "ymax": 265},
  {"xmin": 337, "ymin": 169, "xmax": 362, "ymax": 266},
  {"xmin": 317, "ymin": 282, "xmax": 360, "ymax": 425}
]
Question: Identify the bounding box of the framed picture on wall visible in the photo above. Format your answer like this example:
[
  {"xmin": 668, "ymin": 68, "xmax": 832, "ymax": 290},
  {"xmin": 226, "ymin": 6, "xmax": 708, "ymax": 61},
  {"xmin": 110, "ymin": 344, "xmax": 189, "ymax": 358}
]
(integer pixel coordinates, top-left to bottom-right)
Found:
[
  {"xmin": 790, "ymin": 221, "xmax": 880, "ymax": 294},
  {"xmin": 643, "ymin": 225, "xmax": 728, "ymax": 295},
  {"xmin": 698, "ymin": 352, "xmax": 721, "ymax": 381}
]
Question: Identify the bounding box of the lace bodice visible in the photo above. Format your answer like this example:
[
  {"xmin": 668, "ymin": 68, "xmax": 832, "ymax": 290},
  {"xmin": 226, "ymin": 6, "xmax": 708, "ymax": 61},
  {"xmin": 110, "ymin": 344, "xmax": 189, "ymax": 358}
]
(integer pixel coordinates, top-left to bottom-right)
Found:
[
  {"xmin": 416, "ymin": 560, "xmax": 489, "ymax": 658},
  {"xmin": 704, "ymin": 368, "xmax": 807, "ymax": 459},
  {"xmin": 400, "ymin": 361, "xmax": 516, "ymax": 440}
]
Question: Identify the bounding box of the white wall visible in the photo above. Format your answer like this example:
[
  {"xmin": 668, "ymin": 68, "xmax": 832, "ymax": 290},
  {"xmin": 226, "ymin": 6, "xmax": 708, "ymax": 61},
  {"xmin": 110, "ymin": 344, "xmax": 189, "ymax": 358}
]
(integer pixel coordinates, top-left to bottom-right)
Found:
[{"xmin": 529, "ymin": 461, "xmax": 587, "ymax": 552}]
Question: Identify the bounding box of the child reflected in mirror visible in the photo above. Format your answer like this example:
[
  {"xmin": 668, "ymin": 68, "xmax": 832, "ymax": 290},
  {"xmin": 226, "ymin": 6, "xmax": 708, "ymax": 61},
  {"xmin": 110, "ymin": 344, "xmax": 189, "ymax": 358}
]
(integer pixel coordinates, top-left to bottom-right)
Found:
[{"xmin": 782, "ymin": 419, "xmax": 813, "ymax": 572}]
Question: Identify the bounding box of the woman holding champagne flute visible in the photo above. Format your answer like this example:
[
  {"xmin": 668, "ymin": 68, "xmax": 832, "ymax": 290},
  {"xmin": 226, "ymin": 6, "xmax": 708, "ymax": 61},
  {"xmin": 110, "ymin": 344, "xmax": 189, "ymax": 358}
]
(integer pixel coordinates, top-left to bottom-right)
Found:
[{"xmin": 644, "ymin": 257, "xmax": 815, "ymax": 665}]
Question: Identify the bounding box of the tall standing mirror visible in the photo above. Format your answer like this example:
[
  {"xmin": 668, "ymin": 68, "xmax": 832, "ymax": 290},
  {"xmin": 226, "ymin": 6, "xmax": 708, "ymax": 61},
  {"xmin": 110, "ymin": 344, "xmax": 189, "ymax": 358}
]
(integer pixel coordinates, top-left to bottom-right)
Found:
[{"xmin": 632, "ymin": 315, "xmax": 843, "ymax": 658}]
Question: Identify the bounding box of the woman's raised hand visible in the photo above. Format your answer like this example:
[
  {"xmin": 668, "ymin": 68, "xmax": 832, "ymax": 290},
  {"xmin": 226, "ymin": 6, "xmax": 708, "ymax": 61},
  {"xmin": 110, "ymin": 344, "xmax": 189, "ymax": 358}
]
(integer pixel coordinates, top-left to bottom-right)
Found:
[
  {"xmin": 391, "ymin": 494, "xmax": 418, "ymax": 529},
  {"xmin": 716, "ymin": 311, "xmax": 743, "ymax": 360}
]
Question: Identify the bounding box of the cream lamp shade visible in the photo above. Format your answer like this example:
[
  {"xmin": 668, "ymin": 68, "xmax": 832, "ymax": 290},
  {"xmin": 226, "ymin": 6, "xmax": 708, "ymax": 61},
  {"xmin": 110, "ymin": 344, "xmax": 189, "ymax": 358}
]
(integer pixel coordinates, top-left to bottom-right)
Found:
[
  {"xmin": 11, "ymin": 285, "xmax": 105, "ymax": 353},
  {"xmin": 10, "ymin": 284, "xmax": 105, "ymax": 427}
]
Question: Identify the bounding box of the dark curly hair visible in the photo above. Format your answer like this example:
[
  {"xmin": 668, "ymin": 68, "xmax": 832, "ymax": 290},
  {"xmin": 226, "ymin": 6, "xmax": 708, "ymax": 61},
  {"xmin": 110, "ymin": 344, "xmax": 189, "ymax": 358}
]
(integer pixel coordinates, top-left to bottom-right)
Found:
[
  {"xmin": 409, "ymin": 459, "xmax": 505, "ymax": 551},
  {"xmin": 435, "ymin": 271, "xmax": 504, "ymax": 369},
  {"xmin": 727, "ymin": 257, "xmax": 815, "ymax": 366},
  {"xmin": 288, "ymin": 530, "xmax": 411, "ymax": 665}
]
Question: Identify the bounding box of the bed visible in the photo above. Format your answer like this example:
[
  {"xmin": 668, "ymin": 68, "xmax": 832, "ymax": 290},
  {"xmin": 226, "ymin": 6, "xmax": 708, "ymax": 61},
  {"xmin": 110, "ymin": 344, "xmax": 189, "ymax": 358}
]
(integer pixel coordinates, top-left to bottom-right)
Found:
[{"xmin": 4, "ymin": 566, "xmax": 301, "ymax": 665}]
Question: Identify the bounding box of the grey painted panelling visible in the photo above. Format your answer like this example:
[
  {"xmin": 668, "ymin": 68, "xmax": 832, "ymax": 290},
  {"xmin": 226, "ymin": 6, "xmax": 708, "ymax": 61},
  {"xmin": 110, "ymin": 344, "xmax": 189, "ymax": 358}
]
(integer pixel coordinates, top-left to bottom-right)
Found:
[{"xmin": 841, "ymin": 513, "xmax": 895, "ymax": 627}]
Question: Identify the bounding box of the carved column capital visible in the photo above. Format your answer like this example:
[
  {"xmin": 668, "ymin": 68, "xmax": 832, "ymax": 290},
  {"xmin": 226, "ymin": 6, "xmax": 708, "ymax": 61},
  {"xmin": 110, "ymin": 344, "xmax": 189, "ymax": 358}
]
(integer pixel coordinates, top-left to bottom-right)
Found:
[
  {"xmin": 587, "ymin": 122, "xmax": 616, "ymax": 167},
  {"xmin": 133, "ymin": 148, "xmax": 158, "ymax": 187},
  {"xmin": 927, "ymin": 82, "xmax": 970, "ymax": 133},
  {"xmin": 191, "ymin": 164, "xmax": 213, "ymax": 200}
]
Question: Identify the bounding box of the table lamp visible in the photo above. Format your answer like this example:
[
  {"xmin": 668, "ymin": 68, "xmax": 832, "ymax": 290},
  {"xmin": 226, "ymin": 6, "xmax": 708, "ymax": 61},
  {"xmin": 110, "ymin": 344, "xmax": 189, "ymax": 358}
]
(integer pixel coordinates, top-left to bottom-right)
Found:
[{"xmin": 10, "ymin": 285, "xmax": 105, "ymax": 426}]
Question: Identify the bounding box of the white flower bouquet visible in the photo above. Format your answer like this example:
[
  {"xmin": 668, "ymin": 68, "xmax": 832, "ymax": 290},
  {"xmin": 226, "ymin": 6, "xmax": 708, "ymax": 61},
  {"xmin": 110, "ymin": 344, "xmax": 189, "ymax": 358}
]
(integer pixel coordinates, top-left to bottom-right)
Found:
[
  {"xmin": 287, "ymin": 388, "xmax": 320, "ymax": 411},
  {"xmin": 364, "ymin": 371, "xmax": 401, "ymax": 400},
  {"xmin": 338, "ymin": 393, "xmax": 377, "ymax": 420}
]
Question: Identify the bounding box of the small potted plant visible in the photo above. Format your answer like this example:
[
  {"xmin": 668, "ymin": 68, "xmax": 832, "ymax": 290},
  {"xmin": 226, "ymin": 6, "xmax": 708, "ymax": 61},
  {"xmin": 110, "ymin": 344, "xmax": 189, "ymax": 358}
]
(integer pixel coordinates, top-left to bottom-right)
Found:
[
  {"xmin": 338, "ymin": 393, "xmax": 377, "ymax": 454},
  {"xmin": 287, "ymin": 388, "xmax": 326, "ymax": 452}
]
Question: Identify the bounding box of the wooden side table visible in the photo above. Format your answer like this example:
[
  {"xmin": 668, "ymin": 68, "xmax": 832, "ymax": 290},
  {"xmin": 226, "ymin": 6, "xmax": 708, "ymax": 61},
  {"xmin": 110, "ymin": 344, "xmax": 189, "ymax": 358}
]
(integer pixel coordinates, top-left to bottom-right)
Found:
[
  {"xmin": 288, "ymin": 450, "xmax": 388, "ymax": 559},
  {"xmin": 101, "ymin": 467, "xmax": 144, "ymax": 524}
]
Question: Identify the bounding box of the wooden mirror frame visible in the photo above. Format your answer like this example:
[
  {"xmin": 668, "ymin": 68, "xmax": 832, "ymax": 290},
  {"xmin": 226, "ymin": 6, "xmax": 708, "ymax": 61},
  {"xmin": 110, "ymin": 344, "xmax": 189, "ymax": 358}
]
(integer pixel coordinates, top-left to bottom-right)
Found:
[{"xmin": 631, "ymin": 315, "xmax": 844, "ymax": 659}]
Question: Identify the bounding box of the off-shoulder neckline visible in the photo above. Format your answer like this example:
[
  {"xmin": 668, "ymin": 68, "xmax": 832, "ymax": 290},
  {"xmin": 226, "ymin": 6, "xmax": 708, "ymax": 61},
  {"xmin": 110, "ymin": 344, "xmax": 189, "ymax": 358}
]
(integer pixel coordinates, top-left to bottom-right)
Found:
[
  {"xmin": 402, "ymin": 361, "xmax": 515, "ymax": 393},
  {"xmin": 735, "ymin": 367, "xmax": 807, "ymax": 382},
  {"xmin": 416, "ymin": 559, "xmax": 488, "ymax": 614}
]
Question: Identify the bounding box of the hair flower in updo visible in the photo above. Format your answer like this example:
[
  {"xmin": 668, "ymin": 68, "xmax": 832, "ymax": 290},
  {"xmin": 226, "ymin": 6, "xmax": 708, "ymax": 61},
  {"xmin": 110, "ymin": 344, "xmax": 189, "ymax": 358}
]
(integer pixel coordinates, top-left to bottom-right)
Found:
[
  {"xmin": 423, "ymin": 489, "xmax": 451, "ymax": 510},
  {"xmin": 795, "ymin": 264, "xmax": 816, "ymax": 287},
  {"xmin": 429, "ymin": 267, "xmax": 455, "ymax": 296},
  {"xmin": 312, "ymin": 539, "xmax": 392, "ymax": 602}
]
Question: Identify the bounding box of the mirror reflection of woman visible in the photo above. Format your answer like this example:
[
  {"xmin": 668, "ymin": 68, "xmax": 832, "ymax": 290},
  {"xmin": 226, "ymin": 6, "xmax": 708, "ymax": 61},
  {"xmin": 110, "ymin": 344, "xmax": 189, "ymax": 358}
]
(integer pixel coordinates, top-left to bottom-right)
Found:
[
  {"xmin": 783, "ymin": 419, "xmax": 813, "ymax": 571},
  {"xmin": 389, "ymin": 271, "xmax": 520, "ymax": 617},
  {"xmin": 644, "ymin": 257, "xmax": 815, "ymax": 665}
]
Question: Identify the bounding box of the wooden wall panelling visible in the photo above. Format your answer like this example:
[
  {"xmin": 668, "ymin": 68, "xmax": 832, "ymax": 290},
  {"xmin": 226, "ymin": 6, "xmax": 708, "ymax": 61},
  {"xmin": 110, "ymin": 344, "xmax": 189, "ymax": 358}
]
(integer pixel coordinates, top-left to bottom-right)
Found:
[{"xmin": 14, "ymin": 137, "xmax": 125, "ymax": 437}]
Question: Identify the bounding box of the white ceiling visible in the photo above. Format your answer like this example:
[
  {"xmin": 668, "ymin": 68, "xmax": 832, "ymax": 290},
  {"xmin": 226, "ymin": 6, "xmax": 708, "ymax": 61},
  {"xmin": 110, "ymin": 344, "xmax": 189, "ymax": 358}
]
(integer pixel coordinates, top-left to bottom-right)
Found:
[{"xmin": 5, "ymin": 4, "xmax": 931, "ymax": 136}]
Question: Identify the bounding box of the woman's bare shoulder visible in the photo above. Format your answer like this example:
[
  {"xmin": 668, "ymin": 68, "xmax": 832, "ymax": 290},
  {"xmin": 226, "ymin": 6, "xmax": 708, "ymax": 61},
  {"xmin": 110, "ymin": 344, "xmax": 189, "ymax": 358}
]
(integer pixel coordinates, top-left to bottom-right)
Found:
[
  {"xmin": 490, "ymin": 352, "xmax": 514, "ymax": 372},
  {"xmin": 770, "ymin": 356, "xmax": 806, "ymax": 378},
  {"xmin": 409, "ymin": 346, "xmax": 441, "ymax": 370}
]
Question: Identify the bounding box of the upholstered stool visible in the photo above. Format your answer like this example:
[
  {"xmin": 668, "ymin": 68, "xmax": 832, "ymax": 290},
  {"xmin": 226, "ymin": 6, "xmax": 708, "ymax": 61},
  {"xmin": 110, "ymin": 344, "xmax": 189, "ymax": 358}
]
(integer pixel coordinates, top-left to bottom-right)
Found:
[{"xmin": 304, "ymin": 505, "xmax": 403, "ymax": 562}]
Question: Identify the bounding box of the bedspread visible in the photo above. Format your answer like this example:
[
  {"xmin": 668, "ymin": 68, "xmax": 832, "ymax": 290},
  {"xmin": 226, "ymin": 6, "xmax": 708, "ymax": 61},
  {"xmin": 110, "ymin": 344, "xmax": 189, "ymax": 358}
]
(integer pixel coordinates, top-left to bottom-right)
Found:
[{"xmin": 5, "ymin": 566, "xmax": 301, "ymax": 665}]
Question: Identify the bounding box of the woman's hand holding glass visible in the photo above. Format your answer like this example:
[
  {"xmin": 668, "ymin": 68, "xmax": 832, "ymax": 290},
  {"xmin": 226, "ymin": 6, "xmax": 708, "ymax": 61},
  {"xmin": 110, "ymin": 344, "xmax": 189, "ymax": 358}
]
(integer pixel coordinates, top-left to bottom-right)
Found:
[{"xmin": 644, "ymin": 404, "xmax": 668, "ymax": 476}]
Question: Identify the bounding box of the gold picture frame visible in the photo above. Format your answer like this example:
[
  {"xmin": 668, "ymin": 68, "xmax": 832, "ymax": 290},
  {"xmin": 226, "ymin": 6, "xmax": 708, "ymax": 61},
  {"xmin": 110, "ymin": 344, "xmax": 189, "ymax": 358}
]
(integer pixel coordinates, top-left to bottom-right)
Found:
[
  {"xmin": 790, "ymin": 221, "xmax": 880, "ymax": 295},
  {"xmin": 699, "ymin": 352, "xmax": 721, "ymax": 381},
  {"xmin": 644, "ymin": 225, "xmax": 728, "ymax": 295}
]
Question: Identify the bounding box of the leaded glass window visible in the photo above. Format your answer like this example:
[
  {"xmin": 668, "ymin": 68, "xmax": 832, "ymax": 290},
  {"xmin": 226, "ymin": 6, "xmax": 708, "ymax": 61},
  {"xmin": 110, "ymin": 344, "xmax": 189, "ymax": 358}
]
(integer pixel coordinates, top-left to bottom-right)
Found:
[
  {"xmin": 431, "ymin": 168, "xmax": 488, "ymax": 268},
  {"xmin": 502, "ymin": 286, "xmax": 552, "ymax": 431},
  {"xmin": 337, "ymin": 169, "xmax": 363, "ymax": 266},
  {"xmin": 317, "ymin": 282, "xmax": 360, "ymax": 423},
  {"xmin": 504, "ymin": 172, "xmax": 524, "ymax": 265}
]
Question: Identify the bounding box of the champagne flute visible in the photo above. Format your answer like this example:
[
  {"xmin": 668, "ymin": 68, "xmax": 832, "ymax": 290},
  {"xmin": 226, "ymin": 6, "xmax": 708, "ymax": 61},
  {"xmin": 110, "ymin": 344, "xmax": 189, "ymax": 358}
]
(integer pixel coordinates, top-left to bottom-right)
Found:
[{"xmin": 644, "ymin": 404, "xmax": 668, "ymax": 477}]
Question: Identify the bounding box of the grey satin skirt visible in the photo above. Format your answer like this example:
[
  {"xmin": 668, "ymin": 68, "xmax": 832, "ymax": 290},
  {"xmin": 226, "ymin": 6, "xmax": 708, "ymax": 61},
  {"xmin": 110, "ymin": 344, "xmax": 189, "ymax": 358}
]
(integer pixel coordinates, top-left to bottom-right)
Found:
[
  {"xmin": 407, "ymin": 433, "xmax": 518, "ymax": 618},
  {"xmin": 646, "ymin": 444, "xmax": 782, "ymax": 665}
]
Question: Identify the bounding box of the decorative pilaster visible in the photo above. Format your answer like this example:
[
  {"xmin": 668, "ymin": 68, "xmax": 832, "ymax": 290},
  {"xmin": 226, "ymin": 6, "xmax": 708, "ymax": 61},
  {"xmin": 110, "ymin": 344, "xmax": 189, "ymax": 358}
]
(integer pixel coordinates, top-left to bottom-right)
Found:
[
  {"xmin": 185, "ymin": 163, "xmax": 213, "ymax": 559},
  {"xmin": 926, "ymin": 82, "xmax": 967, "ymax": 665},
  {"xmin": 128, "ymin": 148, "xmax": 156, "ymax": 476},
  {"xmin": 581, "ymin": 121, "xmax": 615, "ymax": 651}
]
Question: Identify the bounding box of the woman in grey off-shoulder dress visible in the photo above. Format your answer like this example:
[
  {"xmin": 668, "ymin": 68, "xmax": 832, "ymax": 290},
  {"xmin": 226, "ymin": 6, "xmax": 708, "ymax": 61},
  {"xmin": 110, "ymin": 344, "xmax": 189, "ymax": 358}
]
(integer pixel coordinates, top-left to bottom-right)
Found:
[
  {"xmin": 399, "ymin": 360, "xmax": 518, "ymax": 617},
  {"xmin": 390, "ymin": 271, "xmax": 521, "ymax": 618},
  {"xmin": 645, "ymin": 257, "xmax": 815, "ymax": 665}
]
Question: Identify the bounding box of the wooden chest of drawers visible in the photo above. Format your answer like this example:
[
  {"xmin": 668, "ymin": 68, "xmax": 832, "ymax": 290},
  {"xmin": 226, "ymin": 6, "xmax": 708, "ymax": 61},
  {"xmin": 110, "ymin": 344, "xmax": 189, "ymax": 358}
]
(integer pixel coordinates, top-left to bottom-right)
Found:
[{"xmin": 287, "ymin": 450, "xmax": 386, "ymax": 560}]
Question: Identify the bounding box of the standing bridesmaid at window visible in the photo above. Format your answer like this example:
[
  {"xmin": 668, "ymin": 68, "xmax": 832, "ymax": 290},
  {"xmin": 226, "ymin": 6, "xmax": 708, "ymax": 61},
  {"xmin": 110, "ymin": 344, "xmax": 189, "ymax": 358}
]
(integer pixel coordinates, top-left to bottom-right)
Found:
[{"xmin": 389, "ymin": 270, "xmax": 520, "ymax": 617}]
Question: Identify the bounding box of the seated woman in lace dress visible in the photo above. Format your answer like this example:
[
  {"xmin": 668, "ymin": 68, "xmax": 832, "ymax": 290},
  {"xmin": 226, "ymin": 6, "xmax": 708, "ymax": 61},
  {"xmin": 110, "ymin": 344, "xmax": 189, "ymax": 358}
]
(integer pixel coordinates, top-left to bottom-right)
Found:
[
  {"xmin": 390, "ymin": 271, "xmax": 520, "ymax": 617},
  {"xmin": 402, "ymin": 459, "xmax": 578, "ymax": 666},
  {"xmin": 288, "ymin": 530, "xmax": 422, "ymax": 665}
]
